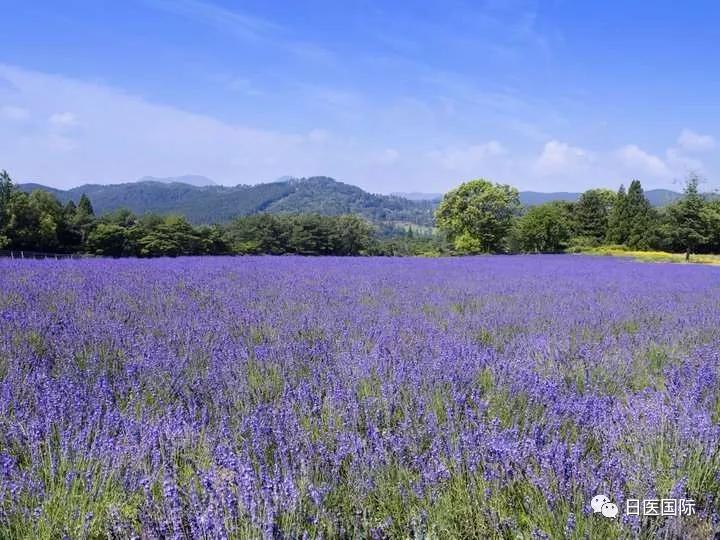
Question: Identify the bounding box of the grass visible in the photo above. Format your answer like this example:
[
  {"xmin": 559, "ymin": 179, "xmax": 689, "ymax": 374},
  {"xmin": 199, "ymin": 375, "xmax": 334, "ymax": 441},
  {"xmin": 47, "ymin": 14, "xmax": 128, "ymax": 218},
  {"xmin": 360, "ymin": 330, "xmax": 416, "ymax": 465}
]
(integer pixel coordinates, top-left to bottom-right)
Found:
[{"xmin": 579, "ymin": 246, "xmax": 720, "ymax": 265}]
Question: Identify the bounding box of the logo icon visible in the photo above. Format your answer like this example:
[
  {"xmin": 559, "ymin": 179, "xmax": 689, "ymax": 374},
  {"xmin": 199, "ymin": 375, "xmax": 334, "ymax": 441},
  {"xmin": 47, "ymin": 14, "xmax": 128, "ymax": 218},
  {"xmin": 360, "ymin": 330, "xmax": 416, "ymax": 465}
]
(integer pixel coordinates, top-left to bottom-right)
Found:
[
  {"xmin": 601, "ymin": 502, "xmax": 619, "ymax": 518},
  {"xmin": 591, "ymin": 494, "xmax": 619, "ymax": 518}
]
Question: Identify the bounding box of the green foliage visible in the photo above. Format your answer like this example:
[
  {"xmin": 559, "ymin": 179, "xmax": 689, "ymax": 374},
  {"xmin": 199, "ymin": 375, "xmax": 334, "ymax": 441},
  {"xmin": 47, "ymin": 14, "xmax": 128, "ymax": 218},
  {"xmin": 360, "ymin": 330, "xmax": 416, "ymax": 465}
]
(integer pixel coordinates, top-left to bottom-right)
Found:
[
  {"xmin": 17, "ymin": 176, "xmax": 436, "ymax": 228},
  {"xmin": 6, "ymin": 167, "xmax": 720, "ymax": 258},
  {"xmin": 225, "ymin": 213, "xmax": 375, "ymax": 256},
  {"xmin": 661, "ymin": 173, "xmax": 717, "ymax": 254},
  {"xmin": 371, "ymin": 236, "xmax": 451, "ymax": 257},
  {"xmin": 87, "ymin": 223, "xmax": 131, "ymax": 257},
  {"xmin": 607, "ymin": 180, "xmax": 659, "ymax": 248},
  {"xmin": 0, "ymin": 170, "xmax": 13, "ymax": 212},
  {"xmin": 511, "ymin": 201, "xmax": 573, "ymax": 252},
  {"xmin": 77, "ymin": 193, "xmax": 94, "ymax": 217},
  {"xmin": 86, "ymin": 214, "xmax": 231, "ymax": 257},
  {"xmin": 573, "ymin": 188, "xmax": 616, "ymax": 241},
  {"xmin": 3, "ymin": 190, "xmax": 64, "ymax": 251},
  {"xmin": 435, "ymin": 179, "xmax": 520, "ymax": 253}
]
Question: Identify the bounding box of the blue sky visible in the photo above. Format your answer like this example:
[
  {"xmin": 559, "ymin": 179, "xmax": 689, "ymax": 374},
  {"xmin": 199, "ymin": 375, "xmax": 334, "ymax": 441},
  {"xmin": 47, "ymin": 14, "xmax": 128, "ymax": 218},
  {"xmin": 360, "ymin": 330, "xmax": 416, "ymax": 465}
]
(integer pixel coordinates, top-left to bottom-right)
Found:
[{"xmin": 1, "ymin": 0, "xmax": 719, "ymax": 193}]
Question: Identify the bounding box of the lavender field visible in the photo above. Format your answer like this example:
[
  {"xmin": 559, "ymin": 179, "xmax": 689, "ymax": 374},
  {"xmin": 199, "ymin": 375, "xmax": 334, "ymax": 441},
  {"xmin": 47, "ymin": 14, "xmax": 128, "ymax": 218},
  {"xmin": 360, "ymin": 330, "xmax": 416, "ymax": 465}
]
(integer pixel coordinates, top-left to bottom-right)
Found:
[{"xmin": 1, "ymin": 256, "xmax": 720, "ymax": 539}]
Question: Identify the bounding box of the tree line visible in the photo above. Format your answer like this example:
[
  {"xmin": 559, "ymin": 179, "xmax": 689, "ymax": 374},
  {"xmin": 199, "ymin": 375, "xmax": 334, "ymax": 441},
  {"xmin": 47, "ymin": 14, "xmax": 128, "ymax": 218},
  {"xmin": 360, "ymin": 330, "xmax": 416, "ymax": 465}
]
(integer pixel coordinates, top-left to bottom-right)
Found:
[
  {"xmin": 436, "ymin": 175, "xmax": 720, "ymax": 256},
  {"xmin": 4, "ymin": 168, "xmax": 720, "ymax": 258},
  {"xmin": 0, "ymin": 170, "xmax": 382, "ymax": 256}
]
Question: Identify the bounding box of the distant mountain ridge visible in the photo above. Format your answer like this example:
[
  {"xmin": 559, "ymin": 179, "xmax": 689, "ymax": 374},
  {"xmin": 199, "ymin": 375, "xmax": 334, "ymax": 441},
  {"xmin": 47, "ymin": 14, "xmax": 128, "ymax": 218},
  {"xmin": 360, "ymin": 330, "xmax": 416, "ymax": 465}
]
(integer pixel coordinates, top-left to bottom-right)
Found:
[
  {"xmin": 391, "ymin": 192, "xmax": 443, "ymax": 201},
  {"xmin": 137, "ymin": 175, "xmax": 217, "ymax": 186},
  {"xmin": 18, "ymin": 177, "xmax": 707, "ymax": 226},
  {"xmin": 396, "ymin": 189, "xmax": 691, "ymax": 207},
  {"xmin": 517, "ymin": 189, "xmax": 689, "ymax": 207},
  {"xmin": 18, "ymin": 176, "xmax": 436, "ymax": 226}
]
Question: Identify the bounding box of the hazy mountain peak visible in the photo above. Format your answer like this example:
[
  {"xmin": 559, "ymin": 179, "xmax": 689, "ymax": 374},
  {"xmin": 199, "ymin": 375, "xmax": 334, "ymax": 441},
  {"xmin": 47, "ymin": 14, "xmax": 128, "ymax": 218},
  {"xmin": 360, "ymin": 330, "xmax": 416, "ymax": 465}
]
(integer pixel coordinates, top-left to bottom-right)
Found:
[
  {"xmin": 138, "ymin": 175, "xmax": 217, "ymax": 187},
  {"xmin": 392, "ymin": 192, "xmax": 443, "ymax": 201}
]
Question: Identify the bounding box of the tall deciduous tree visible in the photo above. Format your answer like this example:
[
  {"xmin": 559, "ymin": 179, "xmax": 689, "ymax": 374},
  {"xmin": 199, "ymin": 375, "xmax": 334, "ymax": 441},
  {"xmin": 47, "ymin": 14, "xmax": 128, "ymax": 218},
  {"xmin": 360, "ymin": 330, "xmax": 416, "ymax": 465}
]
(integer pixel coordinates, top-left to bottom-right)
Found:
[
  {"xmin": 511, "ymin": 202, "xmax": 573, "ymax": 252},
  {"xmin": 435, "ymin": 179, "xmax": 520, "ymax": 253}
]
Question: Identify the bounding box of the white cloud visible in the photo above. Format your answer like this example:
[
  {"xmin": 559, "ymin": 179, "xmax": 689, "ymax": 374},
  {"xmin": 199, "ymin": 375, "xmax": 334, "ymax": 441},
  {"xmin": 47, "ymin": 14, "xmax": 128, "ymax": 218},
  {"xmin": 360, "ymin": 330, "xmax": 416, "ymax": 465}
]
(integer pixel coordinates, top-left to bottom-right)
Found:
[
  {"xmin": 534, "ymin": 140, "xmax": 592, "ymax": 175},
  {"xmin": 49, "ymin": 112, "xmax": 78, "ymax": 127},
  {"xmin": 429, "ymin": 141, "xmax": 506, "ymax": 171},
  {"xmin": 677, "ymin": 128, "xmax": 715, "ymax": 152},
  {"xmin": 372, "ymin": 148, "xmax": 400, "ymax": 165},
  {"xmin": 665, "ymin": 147, "xmax": 703, "ymax": 173},
  {"xmin": 0, "ymin": 63, "xmax": 715, "ymax": 194},
  {"xmin": 0, "ymin": 64, "xmax": 353, "ymax": 186},
  {"xmin": 614, "ymin": 144, "xmax": 670, "ymax": 178}
]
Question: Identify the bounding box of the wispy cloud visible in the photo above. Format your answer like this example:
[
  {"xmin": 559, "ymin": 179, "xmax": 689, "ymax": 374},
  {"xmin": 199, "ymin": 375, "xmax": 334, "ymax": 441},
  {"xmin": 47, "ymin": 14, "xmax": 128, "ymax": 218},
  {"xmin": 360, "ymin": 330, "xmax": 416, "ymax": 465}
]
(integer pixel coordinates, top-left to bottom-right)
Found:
[
  {"xmin": 145, "ymin": 0, "xmax": 280, "ymax": 41},
  {"xmin": 49, "ymin": 112, "xmax": 79, "ymax": 128},
  {"xmin": 429, "ymin": 141, "xmax": 507, "ymax": 172},
  {"xmin": 615, "ymin": 144, "xmax": 670, "ymax": 178},
  {"xmin": 677, "ymin": 128, "xmax": 716, "ymax": 152},
  {"xmin": 0, "ymin": 64, "xmax": 340, "ymax": 186},
  {"xmin": 145, "ymin": 0, "xmax": 337, "ymax": 66},
  {"xmin": 1, "ymin": 63, "xmax": 715, "ymax": 194},
  {"xmin": 534, "ymin": 140, "xmax": 593, "ymax": 176}
]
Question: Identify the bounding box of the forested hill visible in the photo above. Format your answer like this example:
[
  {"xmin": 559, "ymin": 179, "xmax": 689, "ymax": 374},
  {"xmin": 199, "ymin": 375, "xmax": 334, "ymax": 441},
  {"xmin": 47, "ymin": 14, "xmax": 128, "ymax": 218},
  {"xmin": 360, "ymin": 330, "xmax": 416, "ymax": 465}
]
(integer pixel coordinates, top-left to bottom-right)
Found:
[
  {"xmin": 19, "ymin": 177, "xmax": 437, "ymax": 226},
  {"xmin": 18, "ymin": 176, "xmax": 702, "ymax": 227},
  {"xmin": 394, "ymin": 189, "xmax": 694, "ymax": 207}
]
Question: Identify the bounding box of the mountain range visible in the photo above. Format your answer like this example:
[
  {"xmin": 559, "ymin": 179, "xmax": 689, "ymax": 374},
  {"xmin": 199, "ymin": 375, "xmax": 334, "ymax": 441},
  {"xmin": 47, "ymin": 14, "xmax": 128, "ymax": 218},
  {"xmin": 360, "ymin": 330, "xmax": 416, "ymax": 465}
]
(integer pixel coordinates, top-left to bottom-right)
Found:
[
  {"xmin": 394, "ymin": 189, "xmax": 689, "ymax": 207},
  {"xmin": 19, "ymin": 176, "xmax": 436, "ymax": 226},
  {"xmin": 137, "ymin": 175, "xmax": 217, "ymax": 187},
  {"xmin": 18, "ymin": 177, "xmax": 701, "ymax": 227}
]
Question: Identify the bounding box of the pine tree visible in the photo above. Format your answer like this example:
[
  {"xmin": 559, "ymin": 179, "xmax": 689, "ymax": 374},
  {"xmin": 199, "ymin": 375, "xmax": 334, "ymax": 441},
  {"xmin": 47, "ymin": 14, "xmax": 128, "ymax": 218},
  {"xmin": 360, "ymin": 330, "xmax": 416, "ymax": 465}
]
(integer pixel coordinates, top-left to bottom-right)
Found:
[
  {"xmin": 0, "ymin": 171, "xmax": 13, "ymax": 249},
  {"xmin": 574, "ymin": 189, "xmax": 615, "ymax": 242},
  {"xmin": 0, "ymin": 170, "xmax": 15, "ymax": 224},
  {"xmin": 74, "ymin": 193, "xmax": 96, "ymax": 245},
  {"xmin": 624, "ymin": 180, "xmax": 655, "ymax": 249},
  {"xmin": 665, "ymin": 173, "xmax": 710, "ymax": 257},
  {"xmin": 78, "ymin": 193, "xmax": 95, "ymax": 216},
  {"xmin": 606, "ymin": 184, "xmax": 628, "ymax": 244}
]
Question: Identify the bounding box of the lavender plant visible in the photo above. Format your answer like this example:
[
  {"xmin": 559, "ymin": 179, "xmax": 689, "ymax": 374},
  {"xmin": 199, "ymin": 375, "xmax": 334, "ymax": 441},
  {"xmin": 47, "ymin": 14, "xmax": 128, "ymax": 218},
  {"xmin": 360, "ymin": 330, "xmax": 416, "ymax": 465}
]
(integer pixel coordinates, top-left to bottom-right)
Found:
[{"xmin": 1, "ymin": 255, "xmax": 719, "ymax": 538}]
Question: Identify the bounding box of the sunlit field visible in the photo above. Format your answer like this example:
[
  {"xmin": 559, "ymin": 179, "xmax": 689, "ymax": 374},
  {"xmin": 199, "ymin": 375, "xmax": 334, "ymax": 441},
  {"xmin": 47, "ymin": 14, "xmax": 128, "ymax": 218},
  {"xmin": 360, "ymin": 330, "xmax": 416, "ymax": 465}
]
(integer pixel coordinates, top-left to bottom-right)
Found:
[
  {"xmin": 1, "ymin": 256, "xmax": 720, "ymax": 538},
  {"xmin": 580, "ymin": 246, "xmax": 720, "ymax": 265}
]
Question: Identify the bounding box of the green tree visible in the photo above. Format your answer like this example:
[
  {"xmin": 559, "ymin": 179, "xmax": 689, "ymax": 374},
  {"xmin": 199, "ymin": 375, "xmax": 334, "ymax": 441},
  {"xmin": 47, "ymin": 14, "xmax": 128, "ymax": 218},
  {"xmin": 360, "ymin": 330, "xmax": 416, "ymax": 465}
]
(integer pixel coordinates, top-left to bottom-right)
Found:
[
  {"xmin": 435, "ymin": 179, "xmax": 520, "ymax": 253},
  {"xmin": 86, "ymin": 223, "xmax": 130, "ymax": 257},
  {"xmin": 663, "ymin": 173, "xmax": 712, "ymax": 256},
  {"xmin": 624, "ymin": 180, "xmax": 658, "ymax": 248},
  {"xmin": 511, "ymin": 202, "xmax": 573, "ymax": 252},
  {"xmin": 136, "ymin": 215, "xmax": 202, "ymax": 257},
  {"xmin": 705, "ymin": 199, "xmax": 720, "ymax": 253},
  {"xmin": 573, "ymin": 188, "xmax": 616, "ymax": 243},
  {"xmin": 225, "ymin": 214, "xmax": 288, "ymax": 254},
  {"xmin": 0, "ymin": 170, "xmax": 13, "ymax": 214},
  {"xmin": 332, "ymin": 215, "xmax": 374, "ymax": 255},
  {"xmin": 606, "ymin": 184, "xmax": 629, "ymax": 244},
  {"xmin": 74, "ymin": 193, "xmax": 96, "ymax": 244},
  {"xmin": 0, "ymin": 170, "xmax": 15, "ymax": 248},
  {"xmin": 607, "ymin": 180, "xmax": 658, "ymax": 248},
  {"xmin": 58, "ymin": 201, "xmax": 83, "ymax": 251},
  {"xmin": 77, "ymin": 193, "xmax": 95, "ymax": 217},
  {"xmin": 2, "ymin": 190, "xmax": 65, "ymax": 251}
]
